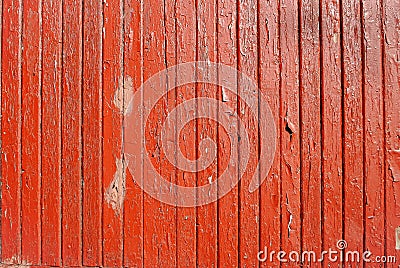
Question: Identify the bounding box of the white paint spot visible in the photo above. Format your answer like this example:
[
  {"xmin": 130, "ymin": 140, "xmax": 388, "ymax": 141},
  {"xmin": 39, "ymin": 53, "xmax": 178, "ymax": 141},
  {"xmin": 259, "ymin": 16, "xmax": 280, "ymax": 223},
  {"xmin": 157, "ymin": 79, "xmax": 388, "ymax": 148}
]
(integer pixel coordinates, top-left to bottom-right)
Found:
[
  {"xmin": 105, "ymin": 158, "xmax": 128, "ymax": 215},
  {"xmin": 222, "ymin": 87, "xmax": 229, "ymax": 102},
  {"xmin": 396, "ymin": 227, "xmax": 400, "ymax": 250},
  {"xmin": 114, "ymin": 75, "xmax": 134, "ymax": 115}
]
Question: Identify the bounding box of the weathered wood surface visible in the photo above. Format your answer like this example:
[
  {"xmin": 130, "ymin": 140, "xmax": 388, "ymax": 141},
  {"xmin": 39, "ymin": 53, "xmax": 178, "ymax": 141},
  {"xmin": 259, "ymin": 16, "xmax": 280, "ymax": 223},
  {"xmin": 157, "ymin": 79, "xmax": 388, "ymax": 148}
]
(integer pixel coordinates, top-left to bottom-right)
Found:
[{"xmin": 0, "ymin": 0, "xmax": 399, "ymax": 266}]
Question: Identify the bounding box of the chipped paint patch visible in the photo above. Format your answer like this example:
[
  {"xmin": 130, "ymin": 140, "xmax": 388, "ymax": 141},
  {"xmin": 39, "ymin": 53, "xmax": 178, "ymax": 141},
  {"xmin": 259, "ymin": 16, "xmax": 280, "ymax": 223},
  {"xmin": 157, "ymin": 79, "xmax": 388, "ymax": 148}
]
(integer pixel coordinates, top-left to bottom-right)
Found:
[
  {"xmin": 105, "ymin": 158, "xmax": 128, "ymax": 215},
  {"xmin": 221, "ymin": 87, "xmax": 229, "ymax": 102},
  {"xmin": 396, "ymin": 227, "xmax": 400, "ymax": 250},
  {"xmin": 1, "ymin": 255, "xmax": 23, "ymax": 266},
  {"xmin": 388, "ymin": 149, "xmax": 400, "ymax": 182},
  {"xmin": 114, "ymin": 75, "xmax": 134, "ymax": 115}
]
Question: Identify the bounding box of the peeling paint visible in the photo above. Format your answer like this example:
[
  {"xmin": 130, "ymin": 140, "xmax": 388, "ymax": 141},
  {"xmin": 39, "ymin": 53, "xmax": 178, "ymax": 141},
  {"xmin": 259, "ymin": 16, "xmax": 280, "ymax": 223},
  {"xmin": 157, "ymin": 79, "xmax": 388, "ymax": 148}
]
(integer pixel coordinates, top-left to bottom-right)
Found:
[
  {"xmin": 114, "ymin": 75, "xmax": 134, "ymax": 115},
  {"xmin": 388, "ymin": 149, "xmax": 400, "ymax": 182},
  {"xmin": 221, "ymin": 87, "xmax": 229, "ymax": 102},
  {"xmin": 396, "ymin": 227, "xmax": 400, "ymax": 250},
  {"xmin": 105, "ymin": 158, "xmax": 128, "ymax": 215}
]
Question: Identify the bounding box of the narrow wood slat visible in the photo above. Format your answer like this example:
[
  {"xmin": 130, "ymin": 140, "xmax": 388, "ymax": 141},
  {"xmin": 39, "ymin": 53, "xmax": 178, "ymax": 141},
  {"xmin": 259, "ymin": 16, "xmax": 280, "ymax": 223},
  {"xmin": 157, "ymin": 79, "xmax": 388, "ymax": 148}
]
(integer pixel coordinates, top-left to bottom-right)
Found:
[
  {"xmin": 61, "ymin": 0, "xmax": 83, "ymax": 265},
  {"xmin": 362, "ymin": 0, "xmax": 385, "ymax": 262},
  {"xmin": 41, "ymin": 0, "xmax": 63, "ymax": 264},
  {"xmin": 196, "ymin": 0, "xmax": 218, "ymax": 266},
  {"xmin": 102, "ymin": 0, "xmax": 124, "ymax": 265},
  {"xmin": 238, "ymin": 0, "xmax": 260, "ymax": 265},
  {"xmin": 174, "ymin": 0, "xmax": 197, "ymax": 266},
  {"xmin": 21, "ymin": 0, "xmax": 42, "ymax": 263},
  {"xmin": 122, "ymin": 0, "xmax": 144, "ymax": 266},
  {"xmin": 280, "ymin": 0, "xmax": 301, "ymax": 264},
  {"xmin": 259, "ymin": 0, "xmax": 281, "ymax": 266},
  {"xmin": 216, "ymin": 0, "xmax": 239, "ymax": 265},
  {"xmin": 1, "ymin": 0, "xmax": 22, "ymax": 264},
  {"xmin": 341, "ymin": 0, "xmax": 364, "ymax": 257},
  {"xmin": 383, "ymin": 0, "xmax": 400, "ymax": 264},
  {"xmin": 142, "ymin": 0, "xmax": 178, "ymax": 266},
  {"xmin": 320, "ymin": 0, "xmax": 343, "ymax": 261},
  {"xmin": 299, "ymin": 0, "xmax": 322, "ymax": 265},
  {"xmin": 82, "ymin": 0, "xmax": 103, "ymax": 265}
]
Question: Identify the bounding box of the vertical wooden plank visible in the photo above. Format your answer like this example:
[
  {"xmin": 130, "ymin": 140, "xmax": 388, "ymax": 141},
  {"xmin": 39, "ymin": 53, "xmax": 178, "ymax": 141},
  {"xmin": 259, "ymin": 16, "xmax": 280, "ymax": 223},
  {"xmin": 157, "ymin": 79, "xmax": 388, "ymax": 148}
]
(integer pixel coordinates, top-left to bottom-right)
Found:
[
  {"xmin": 0, "ymin": 0, "xmax": 3, "ymax": 260},
  {"xmin": 1, "ymin": 0, "xmax": 22, "ymax": 264},
  {"xmin": 142, "ymin": 0, "xmax": 177, "ymax": 266},
  {"xmin": 21, "ymin": 0, "xmax": 42, "ymax": 263},
  {"xmin": 82, "ymin": 0, "xmax": 102, "ymax": 265},
  {"xmin": 259, "ymin": 0, "xmax": 281, "ymax": 266},
  {"xmin": 341, "ymin": 0, "xmax": 364, "ymax": 256},
  {"xmin": 102, "ymin": 0, "xmax": 124, "ymax": 265},
  {"xmin": 299, "ymin": 0, "xmax": 322, "ymax": 264},
  {"xmin": 41, "ymin": 0, "xmax": 63, "ymax": 265},
  {"xmin": 175, "ymin": 0, "xmax": 196, "ymax": 266},
  {"xmin": 61, "ymin": 0, "xmax": 83, "ymax": 265},
  {"xmin": 216, "ymin": 0, "xmax": 239, "ymax": 265},
  {"xmin": 383, "ymin": 0, "xmax": 400, "ymax": 264},
  {"xmin": 321, "ymin": 0, "xmax": 343, "ymax": 256},
  {"xmin": 280, "ymin": 0, "xmax": 301, "ymax": 263},
  {"xmin": 238, "ymin": 0, "xmax": 259, "ymax": 265},
  {"xmin": 362, "ymin": 0, "xmax": 385, "ymax": 261},
  {"xmin": 196, "ymin": 0, "xmax": 218, "ymax": 266},
  {"xmin": 123, "ymin": 0, "xmax": 144, "ymax": 266}
]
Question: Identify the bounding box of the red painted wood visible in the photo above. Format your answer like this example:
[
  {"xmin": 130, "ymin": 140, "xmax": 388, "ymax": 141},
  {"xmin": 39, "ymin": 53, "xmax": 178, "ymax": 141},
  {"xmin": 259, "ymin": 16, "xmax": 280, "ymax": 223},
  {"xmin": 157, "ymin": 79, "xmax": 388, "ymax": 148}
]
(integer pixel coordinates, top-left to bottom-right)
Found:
[
  {"xmin": 383, "ymin": 0, "xmax": 400, "ymax": 265},
  {"xmin": 216, "ymin": 0, "xmax": 239, "ymax": 265},
  {"xmin": 174, "ymin": 0, "xmax": 197, "ymax": 266},
  {"xmin": 82, "ymin": 0, "xmax": 103, "ymax": 265},
  {"xmin": 299, "ymin": 0, "xmax": 323, "ymax": 265},
  {"xmin": 122, "ymin": 0, "xmax": 144, "ymax": 266},
  {"xmin": 280, "ymin": 0, "xmax": 301, "ymax": 264},
  {"xmin": 362, "ymin": 0, "xmax": 385, "ymax": 263},
  {"xmin": 238, "ymin": 0, "xmax": 260, "ymax": 265},
  {"xmin": 61, "ymin": 0, "xmax": 83, "ymax": 265},
  {"xmin": 41, "ymin": 0, "xmax": 63, "ymax": 264},
  {"xmin": 21, "ymin": 0, "xmax": 41, "ymax": 264},
  {"xmin": 342, "ymin": 0, "xmax": 364, "ymax": 257},
  {"xmin": 321, "ymin": 0, "xmax": 343, "ymax": 260},
  {"xmin": 259, "ymin": 1, "xmax": 281, "ymax": 267},
  {"xmin": 196, "ymin": 0, "xmax": 218, "ymax": 266},
  {"xmin": 102, "ymin": 0, "xmax": 124, "ymax": 265},
  {"xmin": 1, "ymin": 0, "xmax": 22, "ymax": 264},
  {"xmin": 142, "ymin": 0, "xmax": 177, "ymax": 266},
  {"xmin": 0, "ymin": 1, "xmax": 398, "ymax": 267}
]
